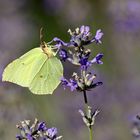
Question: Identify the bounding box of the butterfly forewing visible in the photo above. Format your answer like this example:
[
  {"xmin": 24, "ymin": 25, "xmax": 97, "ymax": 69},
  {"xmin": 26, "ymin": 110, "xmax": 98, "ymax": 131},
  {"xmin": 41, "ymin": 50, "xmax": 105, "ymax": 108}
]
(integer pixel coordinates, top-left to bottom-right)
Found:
[{"xmin": 2, "ymin": 48, "xmax": 47, "ymax": 87}]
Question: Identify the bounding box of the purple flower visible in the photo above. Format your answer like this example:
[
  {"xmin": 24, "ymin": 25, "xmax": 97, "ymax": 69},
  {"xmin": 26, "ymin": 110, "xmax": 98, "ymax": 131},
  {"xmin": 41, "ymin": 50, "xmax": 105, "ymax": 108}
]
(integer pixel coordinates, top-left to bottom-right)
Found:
[
  {"xmin": 67, "ymin": 26, "xmax": 104, "ymax": 47},
  {"xmin": 80, "ymin": 25, "xmax": 91, "ymax": 41},
  {"xmin": 68, "ymin": 79, "xmax": 78, "ymax": 91},
  {"xmin": 79, "ymin": 57, "xmax": 88, "ymax": 66},
  {"xmin": 69, "ymin": 36, "xmax": 81, "ymax": 47},
  {"xmin": 47, "ymin": 25, "xmax": 104, "ymax": 93},
  {"xmin": 90, "ymin": 82, "xmax": 103, "ymax": 89},
  {"xmin": 68, "ymin": 25, "xmax": 92, "ymax": 47},
  {"xmin": 80, "ymin": 25, "xmax": 90, "ymax": 34},
  {"xmin": 61, "ymin": 77, "xmax": 69, "ymax": 89},
  {"xmin": 94, "ymin": 29, "xmax": 103, "ymax": 44},
  {"xmin": 61, "ymin": 77, "xmax": 78, "ymax": 91},
  {"xmin": 79, "ymin": 56, "xmax": 90, "ymax": 70},
  {"xmin": 16, "ymin": 119, "xmax": 62, "ymax": 140},
  {"xmin": 78, "ymin": 49, "xmax": 91, "ymax": 70},
  {"xmin": 91, "ymin": 53, "xmax": 103, "ymax": 64},
  {"xmin": 52, "ymin": 37, "xmax": 68, "ymax": 48},
  {"xmin": 26, "ymin": 134, "xmax": 34, "ymax": 140},
  {"xmin": 47, "ymin": 127, "xmax": 57, "ymax": 139},
  {"xmin": 59, "ymin": 49, "xmax": 68, "ymax": 61},
  {"xmin": 83, "ymin": 72, "xmax": 103, "ymax": 90},
  {"xmin": 49, "ymin": 26, "xmax": 104, "ymax": 48},
  {"xmin": 78, "ymin": 53, "xmax": 103, "ymax": 70},
  {"xmin": 37, "ymin": 122, "xmax": 47, "ymax": 131},
  {"xmin": 16, "ymin": 135, "xmax": 23, "ymax": 140}
]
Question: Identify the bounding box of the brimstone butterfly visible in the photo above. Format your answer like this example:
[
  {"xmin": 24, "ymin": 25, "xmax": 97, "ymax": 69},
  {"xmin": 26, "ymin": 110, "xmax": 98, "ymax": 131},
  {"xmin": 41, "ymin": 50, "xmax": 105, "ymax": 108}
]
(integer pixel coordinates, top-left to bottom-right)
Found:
[{"xmin": 2, "ymin": 29, "xmax": 63, "ymax": 95}]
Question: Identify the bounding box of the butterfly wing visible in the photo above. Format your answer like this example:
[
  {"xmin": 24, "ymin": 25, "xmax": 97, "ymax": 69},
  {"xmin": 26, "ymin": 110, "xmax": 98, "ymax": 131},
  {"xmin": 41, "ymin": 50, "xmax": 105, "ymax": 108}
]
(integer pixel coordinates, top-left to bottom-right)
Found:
[
  {"xmin": 2, "ymin": 48, "xmax": 47, "ymax": 87},
  {"xmin": 29, "ymin": 57, "xmax": 63, "ymax": 94}
]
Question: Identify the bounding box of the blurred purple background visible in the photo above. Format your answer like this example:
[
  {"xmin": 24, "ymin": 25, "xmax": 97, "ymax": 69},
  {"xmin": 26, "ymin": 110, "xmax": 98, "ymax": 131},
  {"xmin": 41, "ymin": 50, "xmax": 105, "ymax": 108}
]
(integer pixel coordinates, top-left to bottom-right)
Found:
[{"xmin": 0, "ymin": 0, "xmax": 140, "ymax": 139}]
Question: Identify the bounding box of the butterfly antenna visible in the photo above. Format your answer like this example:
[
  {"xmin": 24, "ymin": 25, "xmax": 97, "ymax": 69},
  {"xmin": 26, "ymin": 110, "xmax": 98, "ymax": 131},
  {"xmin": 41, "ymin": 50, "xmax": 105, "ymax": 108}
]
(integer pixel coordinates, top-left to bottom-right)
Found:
[
  {"xmin": 40, "ymin": 27, "xmax": 44, "ymax": 44},
  {"xmin": 40, "ymin": 27, "xmax": 47, "ymax": 50}
]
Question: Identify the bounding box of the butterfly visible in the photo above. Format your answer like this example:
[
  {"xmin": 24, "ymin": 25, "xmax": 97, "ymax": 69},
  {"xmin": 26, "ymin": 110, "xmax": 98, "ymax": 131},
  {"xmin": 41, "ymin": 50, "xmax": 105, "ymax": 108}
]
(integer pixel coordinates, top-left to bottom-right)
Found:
[{"xmin": 2, "ymin": 28, "xmax": 63, "ymax": 95}]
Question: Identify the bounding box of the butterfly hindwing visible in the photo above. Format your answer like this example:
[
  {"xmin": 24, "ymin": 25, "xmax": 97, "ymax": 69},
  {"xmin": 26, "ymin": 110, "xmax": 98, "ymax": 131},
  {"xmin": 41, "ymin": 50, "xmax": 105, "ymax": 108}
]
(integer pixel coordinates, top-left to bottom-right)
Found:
[{"xmin": 29, "ymin": 57, "xmax": 63, "ymax": 94}]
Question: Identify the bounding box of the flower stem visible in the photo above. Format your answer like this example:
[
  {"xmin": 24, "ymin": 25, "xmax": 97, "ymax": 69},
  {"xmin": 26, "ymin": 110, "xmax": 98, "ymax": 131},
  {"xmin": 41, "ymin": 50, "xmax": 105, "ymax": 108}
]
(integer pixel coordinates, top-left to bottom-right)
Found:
[
  {"xmin": 83, "ymin": 90, "xmax": 89, "ymax": 115},
  {"xmin": 89, "ymin": 127, "xmax": 93, "ymax": 140},
  {"xmin": 82, "ymin": 90, "xmax": 93, "ymax": 140},
  {"xmin": 83, "ymin": 90, "xmax": 88, "ymax": 104}
]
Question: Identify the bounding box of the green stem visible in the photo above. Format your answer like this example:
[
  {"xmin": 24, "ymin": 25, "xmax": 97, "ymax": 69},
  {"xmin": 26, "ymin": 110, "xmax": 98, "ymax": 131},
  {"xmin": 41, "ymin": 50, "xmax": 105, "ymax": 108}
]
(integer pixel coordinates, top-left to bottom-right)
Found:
[
  {"xmin": 89, "ymin": 127, "xmax": 93, "ymax": 140},
  {"xmin": 83, "ymin": 90, "xmax": 88, "ymax": 115},
  {"xmin": 81, "ymin": 67, "xmax": 93, "ymax": 140},
  {"xmin": 83, "ymin": 90, "xmax": 88, "ymax": 104},
  {"xmin": 83, "ymin": 90, "xmax": 93, "ymax": 140}
]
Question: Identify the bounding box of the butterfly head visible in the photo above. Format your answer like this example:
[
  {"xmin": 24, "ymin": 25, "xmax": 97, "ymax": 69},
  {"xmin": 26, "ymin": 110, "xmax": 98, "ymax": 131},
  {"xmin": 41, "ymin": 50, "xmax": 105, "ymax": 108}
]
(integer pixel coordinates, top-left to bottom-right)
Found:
[
  {"xmin": 39, "ymin": 28, "xmax": 58, "ymax": 58},
  {"xmin": 41, "ymin": 42, "xmax": 55, "ymax": 58}
]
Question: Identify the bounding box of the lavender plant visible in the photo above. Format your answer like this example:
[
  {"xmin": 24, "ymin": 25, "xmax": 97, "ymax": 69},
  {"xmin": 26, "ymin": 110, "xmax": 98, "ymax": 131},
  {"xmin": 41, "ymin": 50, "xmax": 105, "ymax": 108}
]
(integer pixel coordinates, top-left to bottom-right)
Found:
[
  {"xmin": 132, "ymin": 115, "xmax": 140, "ymax": 139},
  {"xmin": 15, "ymin": 25, "xmax": 103, "ymax": 140},
  {"xmin": 16, "ymin": 118, "xmax": 62, "ymax": 140},
  {"xmin": 49, "ymin": 25, "xmax": 104, "ymax": 140}
]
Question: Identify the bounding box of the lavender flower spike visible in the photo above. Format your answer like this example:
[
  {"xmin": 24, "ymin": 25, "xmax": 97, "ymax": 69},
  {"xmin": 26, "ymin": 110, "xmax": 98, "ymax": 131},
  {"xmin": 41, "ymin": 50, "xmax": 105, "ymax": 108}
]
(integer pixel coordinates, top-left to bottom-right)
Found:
[{"xmin": 16, "ymin": 119, "xmax": 62, "ymax": 140}]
